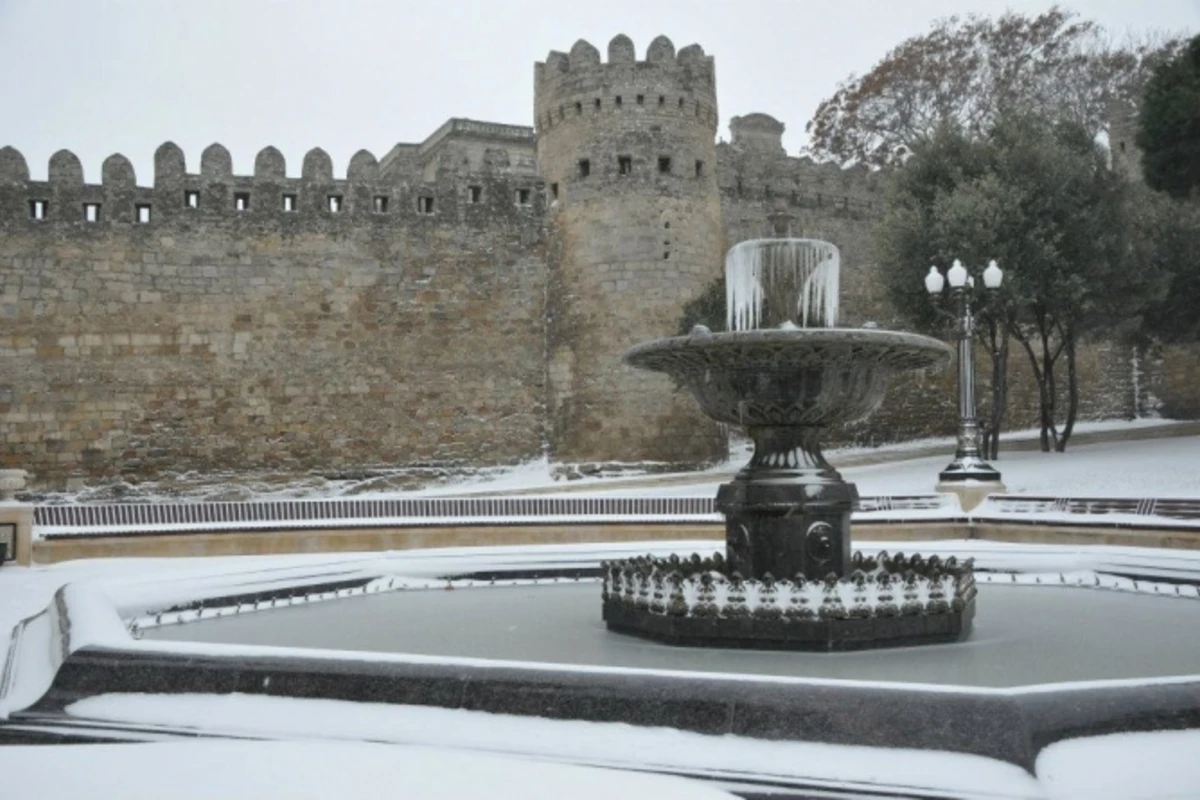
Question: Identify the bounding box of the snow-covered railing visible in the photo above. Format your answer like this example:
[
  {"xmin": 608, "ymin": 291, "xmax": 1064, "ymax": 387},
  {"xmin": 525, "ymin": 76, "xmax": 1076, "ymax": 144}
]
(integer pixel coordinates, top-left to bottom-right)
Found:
[
  {"xmin": 34, "ymin": 496, "xmax": 719, "ymax": 538},
  {"xmin": 855, "ymin": 495, "xmax": 955, "ymax": 513},
  {"xmin": 974, "ymin": 496, "xmax": 1200, "ymax": 527},
  {"xmin": 33, "ymin": 495, "xmax": 954, "ymax": 539},
  {"xmin": 37, "ymin": 493, "xmax": 1200, "ymax": 541}
]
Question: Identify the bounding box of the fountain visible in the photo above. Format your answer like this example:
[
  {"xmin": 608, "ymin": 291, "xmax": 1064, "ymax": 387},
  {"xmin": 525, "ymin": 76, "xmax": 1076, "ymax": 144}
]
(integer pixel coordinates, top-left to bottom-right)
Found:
[{"xmin": 603, "ymin": 238, "xmax": 971, "ymax": 650}]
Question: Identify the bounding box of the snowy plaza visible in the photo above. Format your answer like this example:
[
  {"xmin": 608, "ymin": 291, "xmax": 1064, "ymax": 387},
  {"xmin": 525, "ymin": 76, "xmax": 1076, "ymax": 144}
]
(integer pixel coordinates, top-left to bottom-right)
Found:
[
  {"xmin": 3, "ymin": 424, "xmax": 1200, "ymax": 798},
  {"xmin": 4, "ymin": 2, "xmax": 1200, "ymax": 799}
]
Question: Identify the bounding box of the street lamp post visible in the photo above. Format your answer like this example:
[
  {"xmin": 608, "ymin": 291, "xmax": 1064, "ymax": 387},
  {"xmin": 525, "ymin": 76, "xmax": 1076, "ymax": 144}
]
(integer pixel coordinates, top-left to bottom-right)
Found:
[{"xmin": 925, "ymin": 259, "xmax": 1006, "ymax": 503}]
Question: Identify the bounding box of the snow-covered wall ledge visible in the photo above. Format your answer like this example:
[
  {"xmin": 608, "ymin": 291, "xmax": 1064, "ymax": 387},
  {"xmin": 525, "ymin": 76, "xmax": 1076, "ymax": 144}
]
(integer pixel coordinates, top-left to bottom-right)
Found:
[{"xmin": 1, "ymin": 582, "xmax": 124, "ymax": 715}]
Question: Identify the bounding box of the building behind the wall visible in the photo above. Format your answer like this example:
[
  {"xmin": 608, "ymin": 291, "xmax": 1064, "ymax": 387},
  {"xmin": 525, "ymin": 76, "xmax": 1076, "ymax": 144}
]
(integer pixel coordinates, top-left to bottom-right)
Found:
[{"xmin": 0, "ymin": 35, "xmax": 1196, "ymax": 490}]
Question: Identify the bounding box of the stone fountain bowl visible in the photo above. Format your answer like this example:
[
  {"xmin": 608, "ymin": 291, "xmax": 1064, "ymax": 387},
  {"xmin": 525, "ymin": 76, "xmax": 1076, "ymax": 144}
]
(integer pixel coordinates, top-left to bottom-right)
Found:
[{"xmin": 623, "ymin": 328, "xmax": 952, "ymax": 429}]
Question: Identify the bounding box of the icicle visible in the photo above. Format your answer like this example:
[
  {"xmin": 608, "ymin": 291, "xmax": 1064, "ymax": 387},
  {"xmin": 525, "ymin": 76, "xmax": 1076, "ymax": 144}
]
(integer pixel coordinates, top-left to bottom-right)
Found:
[{"xmin": 725, "ymin": 238, "xmax": 841, "ymax": 331}]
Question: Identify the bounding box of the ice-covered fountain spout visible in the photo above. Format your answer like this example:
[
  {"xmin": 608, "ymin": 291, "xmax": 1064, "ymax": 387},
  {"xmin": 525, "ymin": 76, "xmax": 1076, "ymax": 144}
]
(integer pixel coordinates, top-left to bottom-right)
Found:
[
  {"xmin": 725, "ymin": 238, "xmax": 840, "ymax": 332},
  {"xmin": 605, "ymin": 238, "xmax": 973, "ymax": 651}
]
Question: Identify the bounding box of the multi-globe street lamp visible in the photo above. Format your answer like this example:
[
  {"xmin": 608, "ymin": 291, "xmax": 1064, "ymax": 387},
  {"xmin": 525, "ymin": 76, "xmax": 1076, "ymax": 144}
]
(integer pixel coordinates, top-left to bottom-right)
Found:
[{"xmin": 925, "ymin": 259, "xmax": 1006, "ymax": 498}]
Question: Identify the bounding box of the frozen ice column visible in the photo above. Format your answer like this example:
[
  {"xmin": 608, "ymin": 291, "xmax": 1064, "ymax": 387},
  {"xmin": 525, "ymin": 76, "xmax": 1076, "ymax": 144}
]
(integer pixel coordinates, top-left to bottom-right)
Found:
[{"xmin": 726, "ymin": 238, "xmax": 840, "ymax": 331}]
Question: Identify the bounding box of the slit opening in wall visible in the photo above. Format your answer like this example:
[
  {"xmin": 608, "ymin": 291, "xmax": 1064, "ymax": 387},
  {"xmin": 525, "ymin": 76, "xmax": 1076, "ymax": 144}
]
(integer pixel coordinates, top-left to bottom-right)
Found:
[
  {"xmin": 469, "ymin": 186, "xmax": 482, "ymax": 204},
  {"xmin": 658, "ymin": 156, "xmax": 672, "ymax": 174},
  {"xmin": 184, "ymin": 190, "xmax": 200, "ymax": 209},
  {"xmin": 28, "ymin": 200, "xmax": 47, "ymax": 220},
  {"xmin": 594, "ymin": 98, "xmax": 601, "ymax": 111},
  {"xmin": 658, "ymin": 95, "xmax": 666, "ymax": 107},
  {"xmin": 695, "ymin": 160, "xmax": 705, "ymax": 178},
  {"xmin": 373, "ymin": 196, "xmax": 389, "ymax": 213},
  {"xmin": 282, "ymin": 194, "xmax": 296, "ymax": 212},
  {"xmin": 327, "ymin": 195, "xmax": 343, "ymax": 213},
  {"xmin": 235, "ymin": 192, "xmax": 251, "ymax": 211},
  {"xmin": 135, "ymin": 204, "xmax": 152, "ymax": 223},
  {"xmin": 615, "ymin": 95, "xmax": 622, "ymax": 108},
  {"xmin": 575, "ymin": 102, "xmax": 582, "ymax": 115},
  {"xmin": 517, "ymin": 188, "xmax": 531, "ymax": 206},
  {"xmin": 636, "ymin": 94, "xmax": 645, "ymax": 105},
  {"xmin": 618, "ymin": 156, "xmax": 632, "ymax": 175},
  {"xmin": 578, "ymin": 159, "xmax": 591, "ymax": 178},
  {"xmin": 549, "ymin": 183, "xmax": 559, "ymax": 201},
  {"xmin": 83, "ymin": 203, "xmax": 101, "ymax": 222}
]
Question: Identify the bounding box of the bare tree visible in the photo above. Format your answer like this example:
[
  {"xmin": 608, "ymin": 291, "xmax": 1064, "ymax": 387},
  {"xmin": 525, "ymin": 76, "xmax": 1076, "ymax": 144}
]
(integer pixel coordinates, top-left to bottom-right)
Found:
[{"xmin": 806, "ymin": 7, "xmax": 1183, "ymax": 168}]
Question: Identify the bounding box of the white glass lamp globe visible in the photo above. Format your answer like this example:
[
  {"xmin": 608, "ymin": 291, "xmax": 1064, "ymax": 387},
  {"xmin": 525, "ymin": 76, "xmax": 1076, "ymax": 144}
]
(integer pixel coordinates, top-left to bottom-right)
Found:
[
  {"xmin": 983, "ymin": 259, "xmax": 1003, "ymax": 289},
  {"xmin": 947, "ymin": 260, "xmax": 968, "ymax": 288},
  {"xmin": 924, "ymin": 266, "xmax": 945, "ymax": 295}
]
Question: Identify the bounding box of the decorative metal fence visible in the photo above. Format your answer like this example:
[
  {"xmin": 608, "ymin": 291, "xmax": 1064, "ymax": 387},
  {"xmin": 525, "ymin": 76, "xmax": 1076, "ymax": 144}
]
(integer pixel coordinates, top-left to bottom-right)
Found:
[
  {"xmin": 976, "ymin": 496, "xmax": 1200, "ymax": 523},
  {"xmin": 35, "ymin": 496, "xmax": 721, "ymax": 538},
  {"xmin": 32, "ymin": 493, "xmax": 1200, "ymax": 539}
]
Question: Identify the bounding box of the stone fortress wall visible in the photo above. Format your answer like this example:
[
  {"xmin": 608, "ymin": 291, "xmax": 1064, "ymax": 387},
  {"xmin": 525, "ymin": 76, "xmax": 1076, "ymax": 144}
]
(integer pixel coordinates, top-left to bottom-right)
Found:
[
  {"xmin": 0, "ymin": 123, "xmax": 549, "ymax": 485},
  {"xmin": 1, "ymin": 34, "xmax": 1197, "ymax": 488}
]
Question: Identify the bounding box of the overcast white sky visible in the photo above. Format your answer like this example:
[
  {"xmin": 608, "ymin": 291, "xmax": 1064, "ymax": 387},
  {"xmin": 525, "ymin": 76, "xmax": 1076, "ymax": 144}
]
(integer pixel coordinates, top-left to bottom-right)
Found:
[{"xmin": 1, "ymin": 0, "xmax": 1196, "ymax": 182}]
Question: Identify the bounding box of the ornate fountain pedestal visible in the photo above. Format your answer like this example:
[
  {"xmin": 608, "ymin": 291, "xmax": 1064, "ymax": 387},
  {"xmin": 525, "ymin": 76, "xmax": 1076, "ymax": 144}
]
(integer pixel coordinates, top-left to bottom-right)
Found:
[{"xmin": 717, "ymin": 428, "xmax": 855, "ymax": 582}]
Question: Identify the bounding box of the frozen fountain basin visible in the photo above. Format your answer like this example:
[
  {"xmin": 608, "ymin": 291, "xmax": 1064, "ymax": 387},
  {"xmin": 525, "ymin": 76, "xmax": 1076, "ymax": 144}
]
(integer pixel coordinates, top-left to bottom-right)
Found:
[{"xmin": 143, "ymin": 581, "xmax": 1200, "ymax": 688}]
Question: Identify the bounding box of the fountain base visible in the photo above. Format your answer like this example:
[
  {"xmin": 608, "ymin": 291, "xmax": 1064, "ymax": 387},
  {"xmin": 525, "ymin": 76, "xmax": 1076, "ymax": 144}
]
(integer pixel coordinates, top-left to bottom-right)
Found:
[
  {"xmin": 718, "ymin": 476, "xmax": 856, "ymax": 582},
  {"xmin": 603, "ymin": 598, "xmax": 975, "ymax": 651},
  {"xmin": 601, "ymin": 551, "xmax": 977, "ymax": 652}
]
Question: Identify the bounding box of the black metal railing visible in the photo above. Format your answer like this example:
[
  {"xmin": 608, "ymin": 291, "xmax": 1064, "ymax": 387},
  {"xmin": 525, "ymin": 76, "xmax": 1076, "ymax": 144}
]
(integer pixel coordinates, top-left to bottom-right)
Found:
[
  {"xmin": 975, "ymin": 496, "xmax": 1200, "ymax": 523},
  {"xmin": 33, "ymin": 493, "xmax": 1200, "ymax": 539}
]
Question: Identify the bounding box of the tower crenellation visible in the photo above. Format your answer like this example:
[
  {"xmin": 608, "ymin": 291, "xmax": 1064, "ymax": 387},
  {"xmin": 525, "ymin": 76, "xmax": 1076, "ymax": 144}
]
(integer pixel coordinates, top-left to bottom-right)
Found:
[
  {"xmin": 534, "ymin": 35, "xmax": 717, "ymax": 133},
  {"xmin": 537, "ymin": 34, "xmax": 727, "ymax": 468},
  {"xmin": 534, "ymin": 35, "xmax": 718, "ymax": 201},
  {"xmin": 0, "ymin": 129, "xmax": 545, "ymax": 230}
]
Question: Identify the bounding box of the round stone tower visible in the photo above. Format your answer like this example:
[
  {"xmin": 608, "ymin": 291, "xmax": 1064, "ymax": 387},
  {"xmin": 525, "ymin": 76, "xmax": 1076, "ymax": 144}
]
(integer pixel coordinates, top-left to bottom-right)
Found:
[{"xmin": 535, "ymin": 34, "xmax": 727, "ymax": 470}]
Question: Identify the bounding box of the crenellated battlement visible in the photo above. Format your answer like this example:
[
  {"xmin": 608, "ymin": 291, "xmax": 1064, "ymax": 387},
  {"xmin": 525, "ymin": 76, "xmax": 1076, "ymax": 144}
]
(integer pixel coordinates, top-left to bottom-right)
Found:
[
  {"xmin": 0, "ymin": 130, "xmax": 545, "ymax": 229},
  {"xmin": 716, "ymin": 134, "xmax": 884, "ymax": 219},
  {"xmin": 534, "ymin": 35, "xmax": 717, "ymax": 135}
]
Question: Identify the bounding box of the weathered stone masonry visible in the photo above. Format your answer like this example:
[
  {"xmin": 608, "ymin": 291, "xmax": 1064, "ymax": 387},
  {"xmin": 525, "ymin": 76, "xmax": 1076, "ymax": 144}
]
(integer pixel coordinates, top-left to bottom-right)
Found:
[
  {"xmin": 0, "ymin": 124, "xmax": 548, "ymax": 484},
  {"xmin": 1, "ymin": 35, "xmax": 1196, "ymax": 488},
  {"xmin": 537, "ymin": 35, "xmax": 727, "ymax": 468}
]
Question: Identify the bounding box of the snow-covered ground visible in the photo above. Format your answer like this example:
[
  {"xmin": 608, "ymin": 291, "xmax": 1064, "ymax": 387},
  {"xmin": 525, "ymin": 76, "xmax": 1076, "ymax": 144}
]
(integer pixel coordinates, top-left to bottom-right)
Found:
[
  {"xmin": 6, "ymin": 676, "xmax": 1199, "ymax": 798},
  {"xmin": 0, "ymin": 738, "xmax": 740, "ymax": 800},
  {"xmin": 567, "ymin": 435, "xmax": 1200, "ymax": 498},
  {"xmin": 40, "ymin": 694, "xmax": 1044, "ymax": 798},
  {"xmin": 245, "ymin": 419, "xmax": 1188, "ymax": 501},
  {"xmin": 35, "ymin": 418, "xmax": 1194, "ymax": 504}
]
